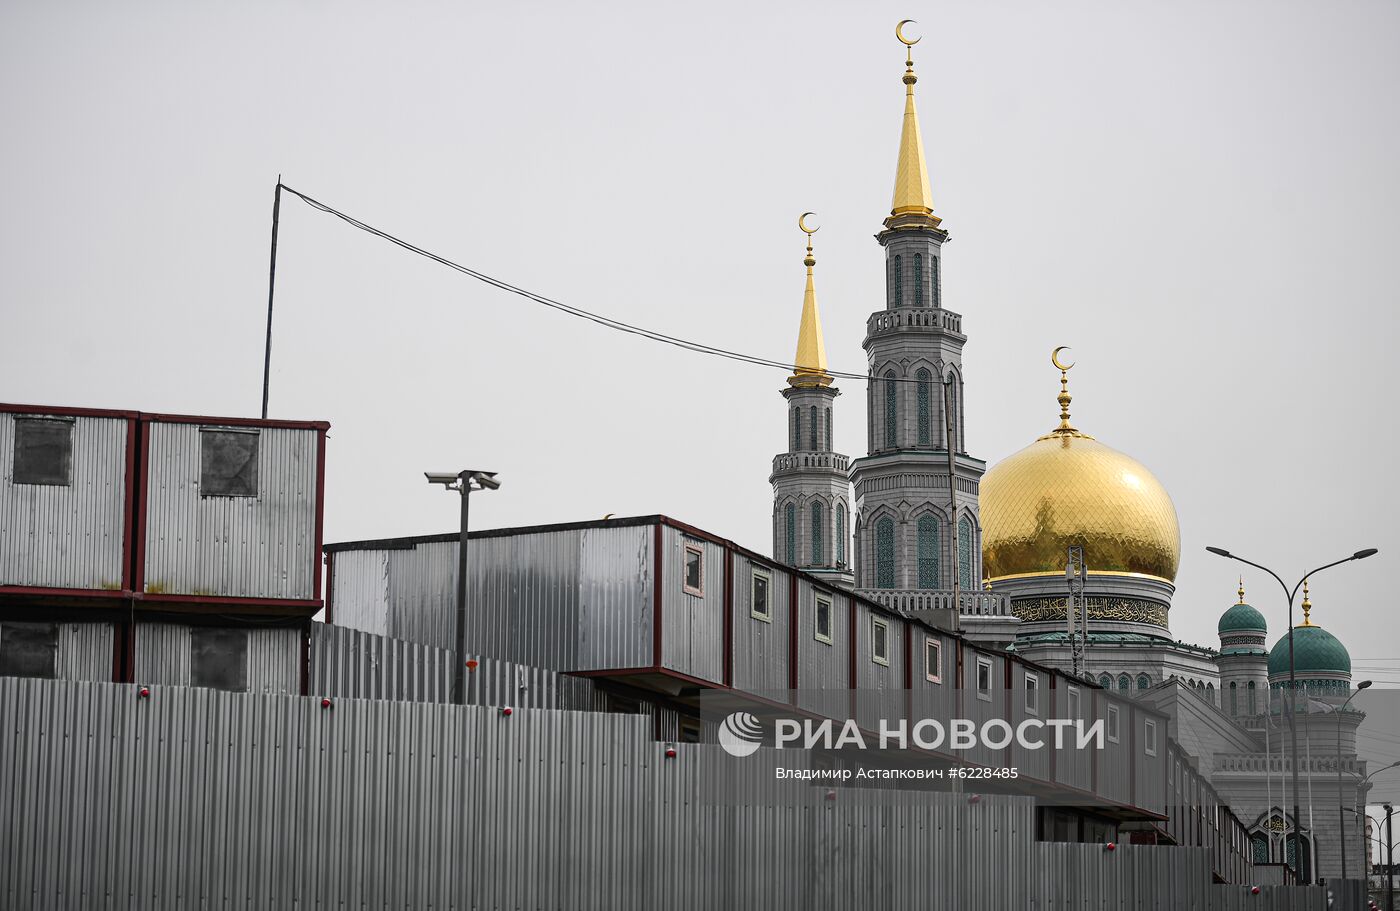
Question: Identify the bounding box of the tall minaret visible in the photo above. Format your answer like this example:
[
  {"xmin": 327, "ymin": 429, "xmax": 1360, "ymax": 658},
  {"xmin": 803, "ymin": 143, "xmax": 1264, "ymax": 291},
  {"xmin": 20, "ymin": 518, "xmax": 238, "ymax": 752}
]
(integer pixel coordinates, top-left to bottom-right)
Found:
[
  {"xmin": 850, "ymin": 21, "xmax": 986, "ymax": 597},
  {"xmin": 770, "ymin": 214, "xmax": 855, "ymax": 587}
]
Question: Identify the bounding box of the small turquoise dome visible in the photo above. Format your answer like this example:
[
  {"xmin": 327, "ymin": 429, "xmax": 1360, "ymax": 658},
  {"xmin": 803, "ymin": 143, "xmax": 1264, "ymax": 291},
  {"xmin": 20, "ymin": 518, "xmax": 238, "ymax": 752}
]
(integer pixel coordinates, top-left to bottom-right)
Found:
[
  {"xmin": 1219, "ymin": 601, "xmax": 1267, "ymax": 635},
  {"xmin": 1267, "ymin": 624, "xmax": 1351, "ymax": 678}
]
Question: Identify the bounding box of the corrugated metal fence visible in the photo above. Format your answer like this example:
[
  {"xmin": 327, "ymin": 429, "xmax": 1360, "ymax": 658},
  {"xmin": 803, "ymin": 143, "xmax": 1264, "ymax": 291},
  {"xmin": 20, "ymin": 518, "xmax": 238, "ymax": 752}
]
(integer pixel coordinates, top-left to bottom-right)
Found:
[{"xmin": 0, "ymin": 677, "xmax": 1330, "ymax": 911}]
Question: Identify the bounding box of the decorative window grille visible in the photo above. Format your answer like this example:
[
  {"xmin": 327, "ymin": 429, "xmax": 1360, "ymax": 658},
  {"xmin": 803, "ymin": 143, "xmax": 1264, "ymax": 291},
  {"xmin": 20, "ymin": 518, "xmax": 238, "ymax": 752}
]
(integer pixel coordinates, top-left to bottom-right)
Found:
[
  {"xmin": 791, "ymin": 408, "xmax": 801, "ymax": 451},
  {"xmin": 810, "ymin": 502, "xmax": 824, "ymax": 565},
  {"xmin": 785, "ymin": 503, "xmax": 796, "ymax": 565},
  {"xmin": 884, "ymin": 371, "xmax": 898, "ymax": 450},
  {"xmin": 914, "ymin": 253, "xmax": 924, "ymax": 306},
  {"xmin": 958, "ymin": 515, "xmax": 974, "ymax": 590},
  {"xmin": 916, "ymin": 369, "xmax": 931, "ymax": 445},
  {"xmin": 875, "ymin": 517, "xmax": 895, "ymax": 589},
  {"xmin": 809, "ymin": 405, "xmax": 818, "ymax": 450},
  {"xmin": 835, "ymin": 503, "xmax": 847, "ymax": 565},
  {"xmin": 893, "ymin": 255, "xmax": 903, "ymax": 307},
  {"xmin": 825, "ymin": 408, "xmax": 832, "ymax": 451},
  {"xmin": 916, "ymin": 515, "xmax": 940, "ymax": 588},
  {"xmin": 930, "ymin": 255, "xmax": 940, "ymax": 307}
]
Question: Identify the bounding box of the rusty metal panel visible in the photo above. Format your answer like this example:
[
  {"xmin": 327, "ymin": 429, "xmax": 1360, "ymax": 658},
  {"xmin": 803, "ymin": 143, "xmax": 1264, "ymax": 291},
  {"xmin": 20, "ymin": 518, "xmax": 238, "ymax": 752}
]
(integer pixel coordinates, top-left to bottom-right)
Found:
[
  {"xmin": 142, "ymin": 422, "xmax": 317, "ymax": 600},
  {"xmin": 0, "ymin": 412, "xmax": 128, "ymax": 591}
]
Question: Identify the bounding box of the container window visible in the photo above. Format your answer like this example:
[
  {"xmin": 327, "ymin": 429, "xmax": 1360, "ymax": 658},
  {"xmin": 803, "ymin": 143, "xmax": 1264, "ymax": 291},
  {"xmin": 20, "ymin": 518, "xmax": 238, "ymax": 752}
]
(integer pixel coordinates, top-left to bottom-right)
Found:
[
  {"xmin": 751, "ymin": 568, "xmax": 771, "ymax": 622},
  {"xmin": 1144, "ymin": 719, "xmax": 1158, "ymax": 756},
  {"xmin": 871, "ymin": 617, "xmax": 889, "ymax": 666},
  {"xmin": 682, "ymin": 541, "xmax": 704, "ymax": 596},
  {"xmin": 1024, "ymin": 672, "xmax": 1039, "ymax": 715},
  {"xmin": 812, "ymin": 596, "xmax": 828, "ymax": 643},
  {"xmin": 13, "ymin": 418, "xmax": 73, "ymax": 487},
  {"xmin": 200, "ymin": 428, "xmax": 259, "ymax": 498},
  {"xmin": 976, "ymin": 656, "xmax": 993, "ymax": 701},
  {"xmin": 924, "ymin": 637, "xmax": 941, "ymax": 683},
  {"xmin": 190, "ymin": 627, "xmax": 249, "ymax": 692},
  {"xmin": 1106, "ymin": 704, "xmax": 1121, "ymax": 743},
  {"xmin": 814, "ymin": 595, "xmax": 832, "ymax": 644},
  {"xmin": 0, "ymin": 622, "xmax": 58, "ymax": 679}
]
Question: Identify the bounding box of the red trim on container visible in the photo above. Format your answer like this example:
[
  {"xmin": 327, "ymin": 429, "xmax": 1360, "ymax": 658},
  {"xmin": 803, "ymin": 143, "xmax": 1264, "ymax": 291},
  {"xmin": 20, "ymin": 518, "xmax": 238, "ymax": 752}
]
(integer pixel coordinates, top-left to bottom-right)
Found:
[
  {"xmin": 121, "ymin": 417, "xmax": 137, "ymax": 591},
  {"xmin": 313, "ymin": 428, "xmax": 326, "ymax": 600},
  {"xmin": 133, "ymin": 420, "xmax": 150, "ymax": 594},
  {"xmin": 652, "ymin": 522, "xmax": 663, "ymax": 668},
  {"xmin": 140, "ymin": 412, "xmax": 330, "ymax": 431},
  {"xmin": 722, "ymin": 546, "xmax": 733, "ymax": 688},
  {"xmin": 137, "ymin": 592, "xmax": 323, "ymax": 609},
  {"xmin": 0, "ymin": 402, "xmax": 139, "ymax": 419},
  {"xmin": 0, "ymin": 586, "xmax": 129, "ymax": 599}
]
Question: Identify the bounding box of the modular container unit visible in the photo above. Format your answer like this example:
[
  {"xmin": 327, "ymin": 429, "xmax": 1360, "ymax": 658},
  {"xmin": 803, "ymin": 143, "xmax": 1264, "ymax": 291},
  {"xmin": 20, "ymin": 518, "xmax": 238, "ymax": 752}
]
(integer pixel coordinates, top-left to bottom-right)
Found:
[
  {"xmin": 0, "ymin": 405, "xmax": 136, "ymax": 599},
  {"xmin": 138, "ymin": 414, "xmax": 327, "ymax": 610},
  {"xmin": 728, "ymin": 551, "xmax": 792, "ymax": 693},
  {"xmin": 133, "ymin": 623, "xmax": 300, "ymax": 694},
  {"xmin": 0, "ymin": 620, "xmax": 115, "ymax": 683}
]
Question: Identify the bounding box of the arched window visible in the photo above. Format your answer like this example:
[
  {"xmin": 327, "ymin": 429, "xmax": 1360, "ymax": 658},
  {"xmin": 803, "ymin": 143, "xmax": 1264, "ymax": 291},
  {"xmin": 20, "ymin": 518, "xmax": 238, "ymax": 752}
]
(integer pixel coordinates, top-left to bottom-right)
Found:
[
  {"xmin": 916, "ymin": 369, "xmax": 932, "ymax": 445},
  {"xmin": 835, "ymin": 502, "xmax": 847, "ymax": 565},
  {"xmin": 1118, "ymin": 674, "xmax": 1131, "ymax": 693},
  {"xmin": 792, "ymin": 408, "xmax": 801, "ymax": 452},
  {"xmin": 930, "ymin": 255, "xmax": 940, "ymax": 307},
  {"xmin": 884, "ymin": 371, "xmax": 898, "ymax": 450},
  {"xmin": 916, "ymin": 515, "xmax": 940, "ymax": 588},
  {"xmin": 1247, "ymin": 680, "xmax": 1257, "ymax": 715},
  {"xmin": 1229, "ymin": 681, "xmax": 1238, "ymax": 715},
  {"xmin": 893, "ymin": 255, "xmax": 903, "ymax": 307},
  {"xmin": 825, "ymin": 408, "xmax": 832, "ymax": 451},
  {"xmin": 1098, "ymin": 674, "xmax": 1112, "ymax": 689},
  {"xmin": 809, "ymin": 405, "xmax": 818, "ymax": 450},
  {"xmin": 875, "ymin": 517, "xmax": 895, "ymax": 589},
  {"xmin": 1137, "ymin": 674, "xmax": 1150, "ymax": 690},
  {"xmin": 957, "ymin": 515, "xmax": 974, "ymax": 590},
  {"xmin": 914, "ymin": 253, "xmax": 924, "ymax": 306},
  {"xmin": 1249, "ymin": 833, "xmax": 1269, "ymax": 864},
  {"xmin": 785, "ymin": 503, "xmax": 796, "ymax": 565},
  {"xmin": 810, "ymin": 501, "xmax": 824, "ymax": 565}
]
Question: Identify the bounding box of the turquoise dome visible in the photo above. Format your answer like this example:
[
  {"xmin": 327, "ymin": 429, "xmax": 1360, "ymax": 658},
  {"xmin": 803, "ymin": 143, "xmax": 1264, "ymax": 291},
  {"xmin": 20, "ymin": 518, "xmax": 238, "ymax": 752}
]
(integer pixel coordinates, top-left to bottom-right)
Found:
[
  {"xmin": 1267, "ymin": 624, "xmax": 1351, "ymax": 678},
  {"xmin": 1219, "ymin": 601, "xmax": 1267, "ymax": 635}
]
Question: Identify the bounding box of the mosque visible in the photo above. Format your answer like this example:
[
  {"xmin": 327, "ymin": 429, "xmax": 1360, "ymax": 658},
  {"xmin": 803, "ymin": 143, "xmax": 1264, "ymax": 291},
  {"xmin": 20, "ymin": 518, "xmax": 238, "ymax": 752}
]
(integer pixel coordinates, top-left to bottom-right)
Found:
[{"xmin": 768, "ymin": 22, "xmax": 1368, "ymax": 884}]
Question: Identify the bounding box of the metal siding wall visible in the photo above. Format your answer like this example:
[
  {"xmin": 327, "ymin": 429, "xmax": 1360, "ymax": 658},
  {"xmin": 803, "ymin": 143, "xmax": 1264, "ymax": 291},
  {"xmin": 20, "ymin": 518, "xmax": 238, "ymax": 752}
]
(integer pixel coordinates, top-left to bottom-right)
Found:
[
  {"xmin": 309, "ymin": 622, "xmax": 452, "ymax": 703},
  {"xmin": 133, "ymin": 624, "xmax": 297, "ymax": 694},
  {"xmin": 56, "ymin": 622, "xmax": 115, "ymax": 682},
  {"xmin": 794, "ymin": 584, "xmax": 851, "ymax": 718},
  {"xmin": 0, "ymin": 413, "xmax": 127, "ymax": 590},
  {"xmin": 729, "ymin": 553, "xmax": 789, "ymax": 692},
  {"xmin": 0, "ymin": 677, "xmax": 1309, "ymax": 911},
  {"xmin": 659, "ymin": 528, "xmax": 723, "ymax": 684},
  {"xmin": 1054, "ymin": 683, "xmax": 1094, "ymax": 792},
  {"xmin": 327, "ymin": 549, "xmax": 390, "ymax": 637},
  {"xmin": 247, "ymin": 627, "xmax": 299, "ymax": 695},
  {"xmin": 575, "ymin": 525, "xmax": 652, "ymax": 672},
  {"xmin": 384, "ymin": 539, "xmax": 457, "ymax": 650},
  {"xmin": 853, "ymin": 602, "xmax": 901, "ymax": 734},
  {"xmin": 134, "ymin": 622, "xmax": 191, "ymax": 685},
  {"xmin": 1096, "ymin": 691, "xmax": 1132, "ymax": 805},
  {"xmin": 143, "ymin": 423, "xmax": 317, "ymax": 600}
]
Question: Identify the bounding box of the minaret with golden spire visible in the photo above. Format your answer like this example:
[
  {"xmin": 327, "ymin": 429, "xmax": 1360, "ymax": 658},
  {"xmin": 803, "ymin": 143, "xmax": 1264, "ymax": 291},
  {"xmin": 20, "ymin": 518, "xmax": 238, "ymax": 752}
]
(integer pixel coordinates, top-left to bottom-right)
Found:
[
  {"xmin": 789, "ymin": 214, "xmax": 832, "ymax": 388},
  {"xmin": 851, "ymin": 21, "xmax": 989, "ymax": 603},
  {"xmin": 771, "ymin": 213, "xmax": 853, "ymax": 588}
]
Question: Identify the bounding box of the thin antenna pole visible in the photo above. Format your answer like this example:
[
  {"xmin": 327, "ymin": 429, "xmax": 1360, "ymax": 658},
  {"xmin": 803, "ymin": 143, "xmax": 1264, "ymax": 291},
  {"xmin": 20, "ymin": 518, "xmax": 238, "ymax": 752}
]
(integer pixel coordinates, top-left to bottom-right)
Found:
[{"xmin": 261, "ymin": 177, "xmax": 283, "ymax": 419}]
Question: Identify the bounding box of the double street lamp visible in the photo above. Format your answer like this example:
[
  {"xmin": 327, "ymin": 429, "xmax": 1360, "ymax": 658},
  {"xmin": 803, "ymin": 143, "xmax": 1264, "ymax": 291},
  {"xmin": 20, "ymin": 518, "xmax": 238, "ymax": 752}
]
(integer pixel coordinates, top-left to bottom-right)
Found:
[
  {"xmin": 427, "ymin": 470, "xmax": 501, "ymax": 705},
  {"xmin": 1205, "ymin": 545, "xmax": 1378, "ymax": 882}
]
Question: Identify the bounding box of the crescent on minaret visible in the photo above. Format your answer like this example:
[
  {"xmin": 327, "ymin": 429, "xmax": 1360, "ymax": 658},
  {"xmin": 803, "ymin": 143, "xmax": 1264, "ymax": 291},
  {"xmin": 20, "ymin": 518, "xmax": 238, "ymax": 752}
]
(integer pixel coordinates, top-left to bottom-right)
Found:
[
  {"xmin": 1051, "ymin": 346, "xmax": 1075, "ymax": 371},
  {"xmin": 798, "ymin": 212, "xmax": 819, "ymax": 235},
  {"xmin": 896, "ymin": 19, "xmax": 921, "ymax": 46}
]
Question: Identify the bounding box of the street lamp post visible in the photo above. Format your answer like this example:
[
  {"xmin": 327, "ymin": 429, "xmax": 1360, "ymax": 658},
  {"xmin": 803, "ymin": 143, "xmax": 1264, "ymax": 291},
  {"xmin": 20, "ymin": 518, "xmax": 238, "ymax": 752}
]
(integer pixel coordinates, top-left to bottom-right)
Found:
[
  {"xmin": 1338, "ymin": 680, "xmax": 1374, "ymax": 881},
  {"xmin": 1205, "ymin": 545, "xmax": 1378, "ymax": 882},
  {"xmin": 426, "ymin": 470, "xmax": 501, "ymax": 705}
]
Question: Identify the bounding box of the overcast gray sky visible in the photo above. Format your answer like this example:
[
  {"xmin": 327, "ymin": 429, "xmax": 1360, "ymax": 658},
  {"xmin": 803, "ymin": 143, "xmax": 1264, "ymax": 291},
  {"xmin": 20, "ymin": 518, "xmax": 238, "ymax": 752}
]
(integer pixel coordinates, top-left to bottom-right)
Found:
[{"xmin": 3, "ymin": 1, "xmax": 1398, "ymax": 778}]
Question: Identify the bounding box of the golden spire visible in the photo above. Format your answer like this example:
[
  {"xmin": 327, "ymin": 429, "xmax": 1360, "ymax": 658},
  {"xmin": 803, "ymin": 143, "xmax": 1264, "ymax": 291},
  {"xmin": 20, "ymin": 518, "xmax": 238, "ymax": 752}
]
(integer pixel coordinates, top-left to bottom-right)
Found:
[
  {"xmin": 889, "ymin": 20, "xmax": 940, "ymax": 227},
  {"xmin": 1039, "ymin": 346, "xmax": 1094, "ymax": 440},
  {"xmin": 1299, "ymin": 580, "xmax": 1314, "ymax": 627},
  {"xmin": 1237, "ymin": 577, "xmax": 1246, "ymax": 604},
  {"xmin": 789, "ymin": 213, "xmax": 832, "ymax": 388}
]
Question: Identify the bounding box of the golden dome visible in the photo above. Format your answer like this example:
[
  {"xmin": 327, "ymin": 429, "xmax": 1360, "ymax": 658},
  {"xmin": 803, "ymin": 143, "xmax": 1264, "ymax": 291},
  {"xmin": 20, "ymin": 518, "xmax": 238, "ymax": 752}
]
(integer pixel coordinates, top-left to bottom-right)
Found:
[{"xmin": 981, "ymin": 352, "xmax": 1180, "ymax": 584}]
